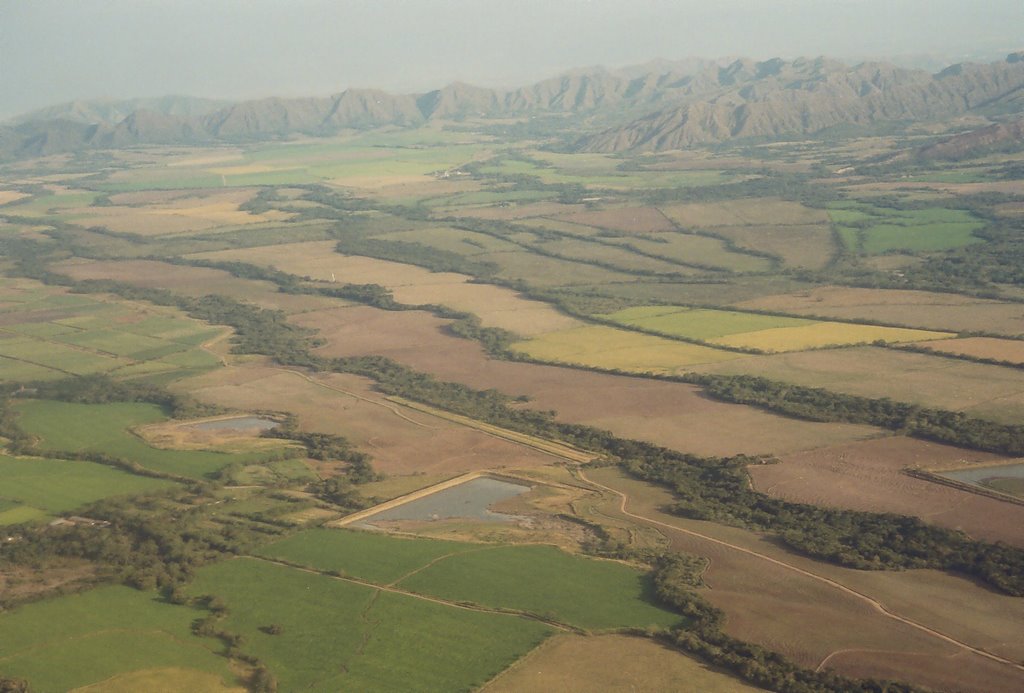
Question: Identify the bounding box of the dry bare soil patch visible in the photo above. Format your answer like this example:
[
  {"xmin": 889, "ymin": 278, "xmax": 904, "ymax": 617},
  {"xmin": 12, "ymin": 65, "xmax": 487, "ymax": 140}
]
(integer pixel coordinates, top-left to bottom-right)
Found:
[
  {"xmin": 585, "ymin": 467, "xmax": 1024, "ymax": 693},
  {"xmin": 192, "ymin": 241, "xmax": 581, "ymax": 335},
  {"xmin": 177, "ymin": 360, "xmax": 558, "ymax": 476},
  {"xmin": 736, "ymin": 286, "xmax": 1024, "ymax": 335},
  {"xmin": 757, "ymin": 436, "xmax": 1024, "ymax": 546},
  {"xmin": 911, "ymin": 336, "xmax": 1024, "ymax": 364},
  {"xmin": 483, "ymin": 634, "xmax": 765, "ymax": 692},
  {"xmin": 294, "ymin": 303, "xmax": 881, "ymax": 457},
  {"xmin": 51, "ymin": 258, "xmax": 338, "ymax": 315}
]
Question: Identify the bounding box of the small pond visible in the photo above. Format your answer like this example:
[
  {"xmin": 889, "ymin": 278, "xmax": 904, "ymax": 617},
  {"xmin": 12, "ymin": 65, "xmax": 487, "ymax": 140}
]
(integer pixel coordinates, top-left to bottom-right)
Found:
[
  {"xmin": 191, "ymin": 416, "xmax": 279, "ymax": 432},
  {"xmin": 940, "ymin": 461, "xmax": 1024, "ymax": 496},
  {"xmin": 357, "ymin": 476, "xmax": 531, "ymax": 528}
]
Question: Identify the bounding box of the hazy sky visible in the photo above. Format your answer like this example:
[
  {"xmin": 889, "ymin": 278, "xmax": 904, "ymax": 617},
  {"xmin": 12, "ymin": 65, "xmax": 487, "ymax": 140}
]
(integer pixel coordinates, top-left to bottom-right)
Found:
[{"xmin": 2, "ymin": 0, "xmax": 1022, "ymax": 119}]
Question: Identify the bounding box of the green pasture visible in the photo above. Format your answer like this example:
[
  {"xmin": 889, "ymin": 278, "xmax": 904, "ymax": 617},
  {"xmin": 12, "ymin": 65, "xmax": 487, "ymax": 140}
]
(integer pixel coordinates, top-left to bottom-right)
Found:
[
  {"xmin": 0, "ymin": 586, "xmax": 233, "ymax": 692},
  {"xmin": 397, "ymin": 544, "xmax": 681, "ymax": 631},
  {"xmin": 14, "ymin": 400, "xmax": 283, "ymax": 479},
  {"xmin": 189, "ymin": 558, "xmax": 550, "ymax": 692},
  {"xmin": 0, "ymin": 453, "xmax": 173, "ymax": 524},
  {"xmin": 829, "ymin": 204, "xmax": 984, "ymax": 254},
  {"xmin": 258, "ymin": 528, "xmax": 478, "ymax": 584}
]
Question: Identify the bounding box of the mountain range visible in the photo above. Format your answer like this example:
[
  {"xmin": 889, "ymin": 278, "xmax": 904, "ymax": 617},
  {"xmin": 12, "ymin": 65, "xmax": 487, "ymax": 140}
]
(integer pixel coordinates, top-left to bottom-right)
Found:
[{"xmin": 3, "ymin": 53, "xmax": 1023, "ymax": 160}]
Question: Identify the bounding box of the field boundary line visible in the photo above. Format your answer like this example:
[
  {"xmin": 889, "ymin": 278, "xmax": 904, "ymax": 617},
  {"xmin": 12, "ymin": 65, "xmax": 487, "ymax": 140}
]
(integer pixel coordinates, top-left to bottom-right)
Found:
[
  {"xmin": 247, "ymin": 555, "xmax": 580, "ymax": 633},
  {"xmin": 576, "ymin": 467, "xmax": 1024, "ymax": 675}
]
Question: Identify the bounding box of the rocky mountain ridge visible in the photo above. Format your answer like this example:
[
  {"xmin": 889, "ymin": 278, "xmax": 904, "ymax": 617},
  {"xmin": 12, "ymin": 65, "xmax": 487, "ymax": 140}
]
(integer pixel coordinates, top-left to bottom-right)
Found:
[{"xmin": 3, "ymin": 54, "xmax": 1023, "ymax": 159}]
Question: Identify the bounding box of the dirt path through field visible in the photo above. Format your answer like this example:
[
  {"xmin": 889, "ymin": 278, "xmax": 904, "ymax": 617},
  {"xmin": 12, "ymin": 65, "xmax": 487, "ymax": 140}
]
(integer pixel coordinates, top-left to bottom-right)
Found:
[
  {"xmin": 575, "ymin": 467, "xmax": 1024, "ymax": 675},
  {"xmin": 247, "ymin": 556, "xmax": 578, "ymax": 633}
]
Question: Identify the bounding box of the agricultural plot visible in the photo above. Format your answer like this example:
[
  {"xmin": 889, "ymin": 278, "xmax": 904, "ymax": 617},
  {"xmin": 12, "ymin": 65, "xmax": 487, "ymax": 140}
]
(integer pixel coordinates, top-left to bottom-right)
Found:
[
  {"xmin": 0, "ymin": 277, "xmax": 227, "ymax": 381},
  {"xmin": 0, "ymin": 586, "xmax": 235, "ymax": 692},
  {"xmin": 828, "ymin": 204, "xmax": 983, "ymax": 254},
  {"xmin": 484, "ymin": 634, "xmax": 766, "ymax": 693},
  {"xmin": 397, "ymin": 543, "xmax": 681, "ymax": 631},
  {"xmin": 188, "ymin": 558, "xmax": 552, "ymax": 693},
  {"xmin": 735, "ymin": 285, "xmax": 1024, "ymax": 335},
  {"xmin": 192, "ymin": 240, "xmax": 583, "ymax": 335},
  {"xmin": 551, "ymin": 206, "xmax": 678, "ymax": 234},
  {"xmin": 260, "ymin": 529, "xmax": 679, "ymax": 631},
  {"xmin": 14, "ymin": 400, "xmax": 286, "ymax": 479},
  {"xmin": 585, "ymin": 468, "xmax": 1024, "ymax": 693},
  {"xmin": 599, "ymin": 306, "xmax": 952, "ymax": 352},
  {"xmin": 0, "ymin": 454, "xmax": 174, "ymax": 524},
  {"xmin": 910, "ymin": 336, "xmax": 1024, "ymax": 364},
  {"xmin": 477, "ymin": 158, "xmax": 728, "ymax": 189},
  {"xmin": 510, "ymin": 325, "xmax": 740, "ymax": 374},
  {"xmin": 691, "ymin": 345, "xmax": 1024, "ymax": 424}
]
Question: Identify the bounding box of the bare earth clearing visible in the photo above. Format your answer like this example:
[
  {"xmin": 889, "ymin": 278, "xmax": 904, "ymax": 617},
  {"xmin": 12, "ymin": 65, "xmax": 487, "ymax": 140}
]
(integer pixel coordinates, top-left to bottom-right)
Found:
[
  {"xmin": 583, "ymin": 467, "xmax": 1024, "ymax": 693},
  {"xmin": 756, "ymin": 436, "xmax": 1024, "ymax": 546},
  {"xmin": 483, "ymin": 634, "xmax": 765, "ymax": 692}
]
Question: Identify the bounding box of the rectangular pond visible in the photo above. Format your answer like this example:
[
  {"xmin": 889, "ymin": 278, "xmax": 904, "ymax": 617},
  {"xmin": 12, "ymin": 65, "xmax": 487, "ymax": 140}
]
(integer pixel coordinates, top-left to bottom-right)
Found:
[
  {"xmin": 939, "ymin": 461, "xmax": 1024, "ymax": 498},
  {"xmin": 356, "ymin": 476, "xmax": 532, "ymax": 528}
]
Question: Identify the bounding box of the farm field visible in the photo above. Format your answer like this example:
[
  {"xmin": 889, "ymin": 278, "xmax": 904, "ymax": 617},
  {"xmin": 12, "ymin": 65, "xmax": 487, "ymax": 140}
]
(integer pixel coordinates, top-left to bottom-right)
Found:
[
  {"xmin": 600, "ymin": 305, "xmax": 953, "ymax": 351},
  {"xmin": 259, "ymin": 528, "xmax": 680, "ymax": 632},
  {"xmin": 693, "ymin": 345, "xmax": 1024, "ymax": 424},
  {"xmin": 583, "ymin": 467, "xmax": 1024, "ymax": 693},
  {"xmin": 190, "ymin": 240, "xmax": 583, "ymax": 334},
  {"xmin": 735, "ymin": 285, "xmax": 1024, "ymax": 335},
  {"xmin": 0, "ymin": 586, "xmax": 235, "ymax": 692},
  {"xmin": 828, "ymin": 203, "xmax": 983, "ymax": 254},
  {"xmin": 187, "ymin": 557, "xmax": 552, "ymax": 692},
  {"xmin": 909, "ymin": 336, "xmax": 1024, "ymax": 364},
  {"xmin": 178, "ymin": 361, "xmax": 562, "ymax": 475},
  {"xmin": 510, "ymin": 325, "xmax": 740, "ymax": 373},
  {"xmin": 753, "ymin": 436, "xmax": 1024, "ymax": 546},
  {"xmin": 0, "ymin": 277, "xmax": 226, "ymax": 381},
  {"xmin": 14, "ymin": 400, "xmax": 286, "ymax": 479},
  {"xmin": 0, "ymin": 453, "xmax": 174, "ymax": 524},
  {"xmin": 484, "ymin": 634, "xmax": 766, "ymax": 693}
]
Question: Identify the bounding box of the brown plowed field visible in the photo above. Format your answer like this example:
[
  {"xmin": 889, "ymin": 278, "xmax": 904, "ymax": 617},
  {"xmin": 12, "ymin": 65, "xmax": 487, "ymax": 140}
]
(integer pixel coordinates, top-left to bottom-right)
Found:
[
  {"xmin": 585, "ymin": 467, "xmax": 1024, "ymax": 693},
  {"xmin": 177, "ymin": 362, "xmax": 557, "ymax": 476},
  {"xmin": 190, "ymin": 241, "xmax": 582, "ymax": 335},
  {"xmin": 290, "ymin": 304, "xmax": 881, "ymax": 458},
  {"xmin": 50, "ymin": 258, "xmax": 339, "ymax": 314},
  {"xmin": 735, "ymin": 285, "xmax": 1024, "ymax": 335},
  {"xmin": 757, "ymin": 436, "xmax": 1024, "ymax": 546},
  {"xmin": 483, "ymin": 634, "xmax": 765, "ymax": 692},
  {"xmin": 911, "ymin": 336, "xmax": 1024, "ymax": 364}
]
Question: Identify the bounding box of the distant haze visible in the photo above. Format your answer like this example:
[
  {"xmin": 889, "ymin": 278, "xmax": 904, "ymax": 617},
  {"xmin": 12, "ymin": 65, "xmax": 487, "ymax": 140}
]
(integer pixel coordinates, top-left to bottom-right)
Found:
[{"xmin": 2, "ymin": 0, "xmax": 1022, "ymax": 120}]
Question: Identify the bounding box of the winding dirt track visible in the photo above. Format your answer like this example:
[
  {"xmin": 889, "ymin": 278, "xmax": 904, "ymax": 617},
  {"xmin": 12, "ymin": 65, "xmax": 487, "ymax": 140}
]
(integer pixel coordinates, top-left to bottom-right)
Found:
[{"xmin": 575, "ymin": 467, "xmax": 1024, "ymax": 675}]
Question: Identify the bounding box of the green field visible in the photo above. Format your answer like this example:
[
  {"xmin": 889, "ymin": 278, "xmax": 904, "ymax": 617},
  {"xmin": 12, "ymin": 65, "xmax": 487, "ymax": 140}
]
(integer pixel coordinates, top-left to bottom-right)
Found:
[
  {"xmin": 829, "ymin": 204, "xmax": 983, "ymax": 254},
  {"xmin": 397, "ymin": 544, "xmax": 681, "ymax": 631},
  {"xmin": 258, "ymin": 528, "xmax": 479, "ymax": 583},
  {"xmin": 188, "ymin": 558, "xmax": 551, "ymax": 692},
  {"xmin": 601, "ymin": 306, "xmax": 954, "ymax": 352},
  {"xmin": 15, "ymin": 400, "xmax": 283, "ymax": 478},
  {"xmin": 478, "ymin": 158, "xmax": 729, "ymax": 189},
  {"xmin": 0, "ymin": 453, "xmax": 174, "ymax": 524},
  {"xmin": 0, "ymin": 283, "xmax": 226, "ymax": 382},
  {"xmin": 0, "ymin": 586, "xmax": 234, "ymax": 692}
]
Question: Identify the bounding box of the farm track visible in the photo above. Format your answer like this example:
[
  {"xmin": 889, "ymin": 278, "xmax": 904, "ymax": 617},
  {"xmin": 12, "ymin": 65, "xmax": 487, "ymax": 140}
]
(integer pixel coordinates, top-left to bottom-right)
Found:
[
  {"xmin": 575, "ymin": 467, "xmax": 1024, "ymax": 676},
  {"xmin": 247, "ymin": 555, "xmax": 580, "ymax": 634}
]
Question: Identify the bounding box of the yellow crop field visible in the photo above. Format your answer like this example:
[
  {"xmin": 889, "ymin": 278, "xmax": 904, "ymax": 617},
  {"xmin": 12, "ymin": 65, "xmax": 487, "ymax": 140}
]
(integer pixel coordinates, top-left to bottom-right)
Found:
[
  {"xmin": 511, "ymin": 325, "xmax": 739, "ymax": 373},
  {"xmin": 711, "ymin": 322, "xmax": 954, "ymax": 352}
]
